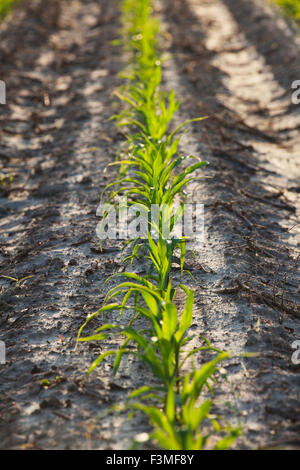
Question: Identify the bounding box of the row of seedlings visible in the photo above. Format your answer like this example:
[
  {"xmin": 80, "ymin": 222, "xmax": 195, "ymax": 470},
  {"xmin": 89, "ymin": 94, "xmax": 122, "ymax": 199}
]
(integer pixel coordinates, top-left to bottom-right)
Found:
[{"xmin": 77, "ymin": 0, "xmax": 241, "ymax": 450}]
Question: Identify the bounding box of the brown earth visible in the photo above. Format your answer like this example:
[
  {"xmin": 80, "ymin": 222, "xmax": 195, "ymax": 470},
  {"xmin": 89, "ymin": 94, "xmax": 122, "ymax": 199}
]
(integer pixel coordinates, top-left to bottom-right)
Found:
[{"xmin": 0, "ymin": 0, "xmax": 299, "ymax": 450}]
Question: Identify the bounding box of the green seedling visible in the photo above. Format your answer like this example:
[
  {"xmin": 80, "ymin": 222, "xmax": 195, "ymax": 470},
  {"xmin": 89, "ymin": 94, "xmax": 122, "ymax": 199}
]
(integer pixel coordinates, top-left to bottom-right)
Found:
[
  {"xmin": 273, "ymin": 0, "xmax": 300, "ymax": 22},
  {"xmin": 1, "ymin": 274, "xmax": 33, "ymax": 288}
]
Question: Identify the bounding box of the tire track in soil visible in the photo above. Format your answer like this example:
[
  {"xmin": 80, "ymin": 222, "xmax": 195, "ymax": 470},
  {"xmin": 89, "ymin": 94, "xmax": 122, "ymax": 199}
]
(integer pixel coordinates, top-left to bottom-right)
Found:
[
  {"xmin": 0, "ymin": 0, "xmax": 152, "ymax": 450},
  {"xmin": 162, "ymin": 0, "xmax": 300, "ymax": 449}
]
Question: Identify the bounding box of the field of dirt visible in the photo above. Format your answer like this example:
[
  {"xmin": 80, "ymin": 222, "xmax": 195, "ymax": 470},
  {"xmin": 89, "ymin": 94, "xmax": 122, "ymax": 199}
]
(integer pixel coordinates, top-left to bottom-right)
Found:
[{"xmin": 0, "ymin": 0, "xmax": 299, "ymax": 450}]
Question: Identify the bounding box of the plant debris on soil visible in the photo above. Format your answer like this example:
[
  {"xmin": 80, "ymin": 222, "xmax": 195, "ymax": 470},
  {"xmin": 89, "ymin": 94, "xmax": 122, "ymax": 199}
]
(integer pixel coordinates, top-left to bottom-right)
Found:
[{"xmin": 0, "ymin": 0, "xmax": 299, "ymax": 450}]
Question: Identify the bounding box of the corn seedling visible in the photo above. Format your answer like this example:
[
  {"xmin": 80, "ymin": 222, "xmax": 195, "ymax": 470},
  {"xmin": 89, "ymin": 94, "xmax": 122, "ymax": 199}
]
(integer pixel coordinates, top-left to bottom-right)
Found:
[{"xmin": 78, "ymin": 0, "xmax": 242, "ymax": 450}]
